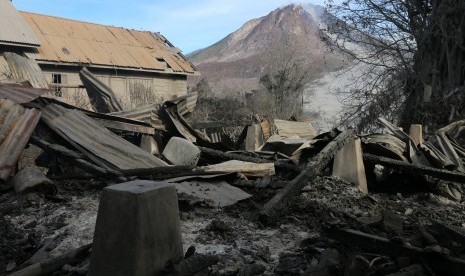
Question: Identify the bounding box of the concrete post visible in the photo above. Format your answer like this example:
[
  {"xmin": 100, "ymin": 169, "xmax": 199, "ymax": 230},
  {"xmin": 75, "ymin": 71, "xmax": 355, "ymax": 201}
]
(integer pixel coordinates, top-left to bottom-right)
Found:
[
  {"xmin": 245, "ymin": 123, "xmax": 264, "ymax": 151},
  {"xmin": 140, "ymin": 134, "xmax": 159, "ymax": 155},
  {"xmin": 88, "ymin": 180, "xmax": 183, "ymax": 276},
  {"xmin": 409, "ymin": 124, "xmax": 423, "ymax": 146},
  {"xmin": 423, "ymin": 84, "xmax": 432, "ymax": 103},
  {"xmin": 332, "ymin": 138, "xmax": 368, "ymax": 194}
]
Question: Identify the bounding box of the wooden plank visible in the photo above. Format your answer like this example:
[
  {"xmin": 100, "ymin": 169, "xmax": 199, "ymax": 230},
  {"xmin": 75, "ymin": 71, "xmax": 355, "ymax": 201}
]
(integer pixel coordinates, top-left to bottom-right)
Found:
[
  {"xmin": 9, "ymin": 244, "xmax": 91, "ymax": 276},
  {"xmin": 198, "ymin": 146, "xmax": 300, "ymax": 172},
  {"xmin": 259, "ymin": 129, "xmax": 356, "ymax": 223},
  {"xmin": 363, "ymin": 153, "xmax": 465, "ymax": 183},
  {"xmin": 200, "ymin": 160, "xmax": 275, "ymax": 178}
]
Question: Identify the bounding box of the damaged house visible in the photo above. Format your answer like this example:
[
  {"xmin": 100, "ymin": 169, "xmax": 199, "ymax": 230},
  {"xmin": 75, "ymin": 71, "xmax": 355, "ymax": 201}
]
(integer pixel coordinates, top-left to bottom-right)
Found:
[{"xmin": 0, "ymin": 0, "xmax": 197, "ymax": 110}]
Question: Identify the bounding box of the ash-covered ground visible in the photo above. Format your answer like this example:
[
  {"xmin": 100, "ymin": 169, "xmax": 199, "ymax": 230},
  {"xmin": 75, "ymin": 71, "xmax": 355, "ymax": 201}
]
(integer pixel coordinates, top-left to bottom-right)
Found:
[{"xmin": 2, "ymin": 175, "xmax": 465, "ymax": 275}]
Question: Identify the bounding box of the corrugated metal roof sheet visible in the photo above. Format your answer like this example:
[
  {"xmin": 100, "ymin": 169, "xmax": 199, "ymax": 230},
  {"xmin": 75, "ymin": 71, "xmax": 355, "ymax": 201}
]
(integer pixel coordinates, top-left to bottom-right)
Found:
[
  {"xmin": 109, "ymin": 103, "xmax": 165, "ymax": 130},
  {"xmin": 274, "ymin": 119, "xmax": 317, "ymax": 139},
  {"xmin": 0, "ymin": 0, "xmax": 40, "ymax": 47},
  {"xmin": 41, "ymin": 103, "xmax": 168, "ymax": 170},
  {"xmin": 20, "ymin": 12, "xmax": 196, "ymax": 74},
  {"xmin": 38, "ymin": 97, "xmax": 157, "ymax": 135},
  {"xmin": 3, "ymin": 52, "xmax": 49, "ymax": 88},
  {"xmin": 0, "ymin": 99, "xmax": 41, "ymax": 182},
  {"xmin": 108, "ymin": 92, "xmax": 198, "ymax": 130},
  {"xmin": 79, "ymin": 67, "xmax": 123, "ymax": 113},
  {"xmin": 0, "ymin": 83, "xmax": 49, "ymax": 103}
]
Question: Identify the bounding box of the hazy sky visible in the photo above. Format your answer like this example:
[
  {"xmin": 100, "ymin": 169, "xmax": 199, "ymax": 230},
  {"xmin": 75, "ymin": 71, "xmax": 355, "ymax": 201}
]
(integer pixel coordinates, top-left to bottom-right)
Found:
[{"xmin": 13, "ymin": 0, "xmax": 327, "ymax": 54}]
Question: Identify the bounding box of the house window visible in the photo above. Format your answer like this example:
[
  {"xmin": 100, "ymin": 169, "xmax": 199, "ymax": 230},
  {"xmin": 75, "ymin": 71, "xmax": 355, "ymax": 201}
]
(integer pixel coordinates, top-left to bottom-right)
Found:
[{"xmin": 52, "ymin": 74, "xmax": 63, "ymax": 97}]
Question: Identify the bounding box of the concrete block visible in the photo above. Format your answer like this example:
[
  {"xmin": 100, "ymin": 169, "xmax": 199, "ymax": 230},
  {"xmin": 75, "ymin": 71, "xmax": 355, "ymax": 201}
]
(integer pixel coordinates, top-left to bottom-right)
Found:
[
  {"xmin": 332, "ymin": 138, "xmax": 368, "ymax": 194},
  {"xmin": 409, "ymin": 124, "xmax": 423, "ymax": 146},
  {"xmin": 162, "ymin": 137, "xmax": 200, "ymax": 165},
  {"xmin": 88, "ymin": 180, "xmax": 183, "ymax": 276},
  {"xmin": 12, "ymin": 167, "xmax": 53, "ymax": 194}
]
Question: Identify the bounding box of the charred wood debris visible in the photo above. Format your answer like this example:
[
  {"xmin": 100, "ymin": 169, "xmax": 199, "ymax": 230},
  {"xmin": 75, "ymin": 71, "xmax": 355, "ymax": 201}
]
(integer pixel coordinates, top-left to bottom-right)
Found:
[{"xmin": 2, "ymin": 55, "xmax": 465, "ymax": 275}]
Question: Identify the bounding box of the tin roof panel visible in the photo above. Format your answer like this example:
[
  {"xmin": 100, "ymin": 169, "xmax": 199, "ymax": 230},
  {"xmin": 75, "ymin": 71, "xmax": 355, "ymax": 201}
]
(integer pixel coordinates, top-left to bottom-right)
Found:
[
  {"xmin": 19, "ymin": 12, "xmax": 196, "ymax": 74},
  {"xmin": 0, "ymin": 0, "xmax": 40, "ymax": 47}
]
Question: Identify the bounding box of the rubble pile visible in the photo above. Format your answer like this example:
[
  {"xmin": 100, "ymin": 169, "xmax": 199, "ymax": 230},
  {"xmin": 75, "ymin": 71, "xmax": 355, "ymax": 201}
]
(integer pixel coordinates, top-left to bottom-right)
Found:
[{"xmin": 1, "ymin": 53, "xmax": 465, "ymax": 275}]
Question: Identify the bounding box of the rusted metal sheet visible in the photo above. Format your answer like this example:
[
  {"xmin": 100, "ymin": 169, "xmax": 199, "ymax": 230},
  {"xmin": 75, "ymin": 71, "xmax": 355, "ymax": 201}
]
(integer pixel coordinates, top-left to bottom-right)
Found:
[
  {"xmin": 153, "ymin": 33, "xmax": 197, "ymax": 73},
  {"xmin": 109, "ymin": 93, "xmax": 197, "ymax": 130},
  {"xmin": 40, "ymin": 97, "xmax": 156, "ymax": 135},
  {"xmin": 41, "ymin": 103, "xmax": 167, "ymax": 170},
  {"xmin": 20, "ymin": 12, "xmax": 196, "ymax": 74},
  {"xmin": 260, "ymin": 135, "xmax": 306, "ymax": 157},
  {"xmin": 274, "ymin": 119, "xmax": 317, "ymax": 139},
  {"xmin": 428, "ymin": 132, "xmax": 465, "ymax": 172},
  {"xmin": 362, "ymin": 133, "xmax": 408, "ymax": 162},
  {"xmin": 422, "ymin": 141, "xmax": 456, "ymax": 170},
  {"xmin": 0, "ymin": 0, "xmax": 40, "ymax": 47},
  {"xmin": 164, "ymin": 100, "xmax": 210, "ymax": 143},
  {"xmin": 0, "ymin": 99, "xmax": 41, "ymax": 182},
  {"xmin": 0, "ymin": 83, "xmax": 49, "ymax": 103},
  {"xmin": 79, "ymin": 67, "xmax": 122, "ymax": 113},
  {"xmin": 3, "ymin": 52, "xmax": 49, "ymax": 89},
  {"xmin": 109, "ymin": 103, "xmax": 165, "ymax": 131}
]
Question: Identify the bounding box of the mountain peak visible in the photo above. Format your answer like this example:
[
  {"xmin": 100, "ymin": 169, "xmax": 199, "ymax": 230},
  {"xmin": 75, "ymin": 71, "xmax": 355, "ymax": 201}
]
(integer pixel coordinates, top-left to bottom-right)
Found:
[{"xmin": 187, "ymin": 3, "xmax": 346, "ymax": 95}]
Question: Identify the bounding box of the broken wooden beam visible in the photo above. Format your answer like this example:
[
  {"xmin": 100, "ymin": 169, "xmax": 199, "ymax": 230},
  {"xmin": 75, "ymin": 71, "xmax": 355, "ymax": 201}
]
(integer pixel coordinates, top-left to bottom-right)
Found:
[
  {"xmin": 326, "ymin": 228, "xmax": 465, "ymax": 276},
  {"xmin": 363, "ymin": 153, "xmax": 465, "ymax": 183},
  {"xmin": 9, "ymin": 243, "xmax": 91, "ymax": 276},
  {"xmin": 198, "ymin": 146, "xmax": 300, "ymax": 172},
  {"xmin": 259, "ymin": 129, "xmax": 356, "ymax": 223},
  {"xmin": 168, "ymin": 254, "xmax": 219, "ymax": 276},
  {"xmin": 200, "ymin": 160, "xmax": 275, "ymax": 178}
]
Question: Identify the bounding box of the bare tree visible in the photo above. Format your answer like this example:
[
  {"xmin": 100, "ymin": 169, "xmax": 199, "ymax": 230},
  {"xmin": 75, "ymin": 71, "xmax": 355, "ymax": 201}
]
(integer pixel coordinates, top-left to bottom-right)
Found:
[
  {"xmin": 325, "ymin": 0, "xmax": 465, "ymax": 132},
  {"xmin": 259, "ymin": 45, "xmax": 314, "ymax": 120},
  {"xmin": 189, "ymin": 78, "xmax": 213, "ymax": 98}
]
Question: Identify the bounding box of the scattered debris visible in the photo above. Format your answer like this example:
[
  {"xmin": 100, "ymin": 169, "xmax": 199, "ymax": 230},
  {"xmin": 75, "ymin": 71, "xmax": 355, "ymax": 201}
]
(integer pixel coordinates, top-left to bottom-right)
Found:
[
  {"xmin": 11, "ymin": 167, "xmax": 53, "ymax": 194},
  {"xmin": 2, "ymin": 50, "xmax": 465, "ymax": 275}
]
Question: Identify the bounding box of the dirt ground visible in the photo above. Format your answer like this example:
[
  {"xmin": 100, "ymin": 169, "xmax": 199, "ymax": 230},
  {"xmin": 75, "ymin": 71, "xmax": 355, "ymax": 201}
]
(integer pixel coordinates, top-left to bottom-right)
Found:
[{"xmin": 1, "ymin": 175, "xmax": 465, "ymax": 275}]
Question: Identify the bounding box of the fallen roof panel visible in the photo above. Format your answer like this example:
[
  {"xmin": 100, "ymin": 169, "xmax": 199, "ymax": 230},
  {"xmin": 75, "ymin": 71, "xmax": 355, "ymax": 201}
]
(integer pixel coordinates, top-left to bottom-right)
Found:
[
  {"xmin": 41, "ymin": 103, "xmax": 167, "ymax": 170},
  {"xmin": 0, "ymin": 99, "xmax": 41, "ymax": 182},
  {"xmin": 0, "ymin": 0, "xmax": 40, "ymax": 47},
  {"xmin": 0, "ymin": 83, "xmax": 49, "ymax": 104},
  {"xmin": 3, "ymin": 52, "xmax": 49, "ymax": 89},
  {"xmin": 39, "ymin": 97, "xmax": 157, "ymax": 135},
  {"xmin": 109, "ymin": 103, "xmax": 165, "ymax": 130},
  {"xmin": 274, "ymin": 119, "xmax": 317, "ymax": 139}
]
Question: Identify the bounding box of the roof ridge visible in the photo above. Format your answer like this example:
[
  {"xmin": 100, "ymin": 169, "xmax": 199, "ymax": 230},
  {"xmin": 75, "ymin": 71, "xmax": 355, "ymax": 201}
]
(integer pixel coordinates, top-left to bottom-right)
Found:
[{"xmin": 18, "ymin": 10, "xmax": 153, "ymax": 34}]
